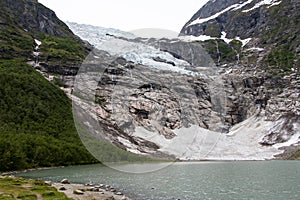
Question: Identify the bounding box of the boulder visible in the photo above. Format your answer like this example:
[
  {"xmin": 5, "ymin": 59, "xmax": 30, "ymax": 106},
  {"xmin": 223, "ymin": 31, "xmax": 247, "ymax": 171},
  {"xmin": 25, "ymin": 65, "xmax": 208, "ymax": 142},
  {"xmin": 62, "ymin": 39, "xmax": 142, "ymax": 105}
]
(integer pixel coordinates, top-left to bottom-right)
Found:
[
  {"xmin": 44, "ymin": 181, "xmax": 52, "ymax": 186},
  {"xmin": 60, "ymin": 179, "xmax": 70, "ymax": 184},
  {"xmin": 73, "ymin": 189, "xmax": 84, "ymax": 195},
  {"xmin": 59, "ymin": 186, "xmax": 66, "ymax": 191}
]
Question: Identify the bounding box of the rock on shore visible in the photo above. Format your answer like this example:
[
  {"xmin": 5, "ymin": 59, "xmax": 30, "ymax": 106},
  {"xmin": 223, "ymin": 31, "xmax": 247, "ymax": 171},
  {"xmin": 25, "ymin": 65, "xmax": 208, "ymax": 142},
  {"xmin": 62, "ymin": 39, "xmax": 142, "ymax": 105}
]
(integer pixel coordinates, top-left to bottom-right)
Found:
[{"xmin": 53, "ymin": 180, "xmax": 130, "ymax": 200}]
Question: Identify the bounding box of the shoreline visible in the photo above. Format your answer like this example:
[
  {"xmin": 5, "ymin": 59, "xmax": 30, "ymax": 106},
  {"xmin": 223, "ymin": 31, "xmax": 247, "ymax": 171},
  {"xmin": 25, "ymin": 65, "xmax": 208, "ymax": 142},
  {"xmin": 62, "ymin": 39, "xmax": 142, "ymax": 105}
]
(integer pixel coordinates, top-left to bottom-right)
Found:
[
  {"xmin": 0, "ymin": 175, "xmax": 131, "ymax": 200},
  {"xmin": 52, "ymin": 179, "xmax": 131, "ymax": 200},
  {"xmin": 0, "ymin": 166, "xmax": 67, "ymax": 176}
]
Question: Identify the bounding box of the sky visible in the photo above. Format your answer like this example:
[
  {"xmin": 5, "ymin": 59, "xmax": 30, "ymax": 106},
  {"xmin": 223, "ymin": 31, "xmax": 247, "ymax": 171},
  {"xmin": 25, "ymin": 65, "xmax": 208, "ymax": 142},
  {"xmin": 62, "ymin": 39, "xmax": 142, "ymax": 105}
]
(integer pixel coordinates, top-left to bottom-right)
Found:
[{"xmin": 38, "ymin": 0, "xmax": 209, "ymax": 33}]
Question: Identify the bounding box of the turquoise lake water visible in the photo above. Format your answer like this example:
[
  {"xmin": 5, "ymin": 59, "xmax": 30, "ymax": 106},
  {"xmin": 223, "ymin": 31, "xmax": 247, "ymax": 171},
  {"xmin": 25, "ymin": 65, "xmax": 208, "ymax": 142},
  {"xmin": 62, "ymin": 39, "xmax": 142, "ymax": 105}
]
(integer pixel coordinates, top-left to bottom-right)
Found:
[{"xmin": 17, "ymin": 161, "xmax": 300, "ymax": 200}]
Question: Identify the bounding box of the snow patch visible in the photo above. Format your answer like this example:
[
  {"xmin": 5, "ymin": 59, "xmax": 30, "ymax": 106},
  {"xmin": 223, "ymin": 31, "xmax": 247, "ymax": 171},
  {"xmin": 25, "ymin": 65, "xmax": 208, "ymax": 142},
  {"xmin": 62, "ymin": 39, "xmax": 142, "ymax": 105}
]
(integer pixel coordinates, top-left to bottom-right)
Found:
[
  {"xmin": 132, "ymin": 115, "xmax": 283, "ymax": 160},
  {"xmin": 180, "ymin": 31, "xmax": 251, "ymax": 47},
  {"xmin": 188, "ymin": 0, "xmax": 254, "ymax": 26},
  {"xmin": 242, "ymin": 0, "xmax": 282, "ymax": 12},
  {"xmin": 273, "ymin": 132, "xmax": 300, "ymax": 148},
  {"xmin": 221, "ymin": 32, "xmax": 251, "ymax": 47},
  {"xmin": 235, "ymin": 37, "xmax": 252, "ymax": 47},
  {"xmin": 179, "ymin": 35, "xmax": 215, "ymax": 42},
  {"xmin": 34, "ymin": 39, "xmax": 42, "ymax": 46},
  {"xmin": 220, "ymin": 32, "xmax": 232, "ymax": 44},
  {"xmin": 34, "ymin": 39, "xmax": 42, "ymax": 51},
  {"xmin": 246, "ymin": 47, "xmax": 265, "ymax": 52},
  {"xmin": 267, "ymin": 0, "xmax": 282, "ymax": 8},
  {"xmin": 273, "ymin": 123, "xmax": 300, "ymax": 148}
]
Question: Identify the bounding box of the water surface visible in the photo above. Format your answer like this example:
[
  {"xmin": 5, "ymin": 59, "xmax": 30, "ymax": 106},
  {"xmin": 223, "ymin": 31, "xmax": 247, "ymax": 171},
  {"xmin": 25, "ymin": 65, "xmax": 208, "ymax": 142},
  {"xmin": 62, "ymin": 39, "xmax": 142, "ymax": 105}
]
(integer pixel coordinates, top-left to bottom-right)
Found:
[{"xmin": 17, "ymin": 161, "xmax": 300, "ymax": 200}]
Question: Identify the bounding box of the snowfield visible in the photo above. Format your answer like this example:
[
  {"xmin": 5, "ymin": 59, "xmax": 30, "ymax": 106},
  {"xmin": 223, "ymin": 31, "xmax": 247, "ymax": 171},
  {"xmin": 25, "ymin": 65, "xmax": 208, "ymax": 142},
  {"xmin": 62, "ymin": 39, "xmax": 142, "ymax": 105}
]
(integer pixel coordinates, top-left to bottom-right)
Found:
[{"xmin": 130, "ymin": 115, "xmax": 286, "ymax": 160}]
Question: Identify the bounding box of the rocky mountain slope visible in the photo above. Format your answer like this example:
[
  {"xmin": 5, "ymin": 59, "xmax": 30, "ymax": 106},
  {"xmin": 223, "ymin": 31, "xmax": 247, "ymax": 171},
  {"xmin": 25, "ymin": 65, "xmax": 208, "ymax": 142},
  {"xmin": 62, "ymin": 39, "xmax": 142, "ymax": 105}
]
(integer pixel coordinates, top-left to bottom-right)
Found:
[
  {"xmin": 179, "ymin": 0, "xmax": 300, "ymax": 158},
  {"xmin": 67, "ymin": 0, "xmax": 300, "ymax": 161}
]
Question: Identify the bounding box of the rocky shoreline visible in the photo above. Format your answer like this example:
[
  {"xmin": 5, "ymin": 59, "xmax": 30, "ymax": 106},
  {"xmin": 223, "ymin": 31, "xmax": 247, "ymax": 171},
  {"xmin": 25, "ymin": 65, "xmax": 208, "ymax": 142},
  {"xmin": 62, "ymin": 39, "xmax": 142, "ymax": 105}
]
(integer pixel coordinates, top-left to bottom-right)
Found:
[{"xmin": 53, "ymin": 178, "xmax": 130, "ymax": 200}]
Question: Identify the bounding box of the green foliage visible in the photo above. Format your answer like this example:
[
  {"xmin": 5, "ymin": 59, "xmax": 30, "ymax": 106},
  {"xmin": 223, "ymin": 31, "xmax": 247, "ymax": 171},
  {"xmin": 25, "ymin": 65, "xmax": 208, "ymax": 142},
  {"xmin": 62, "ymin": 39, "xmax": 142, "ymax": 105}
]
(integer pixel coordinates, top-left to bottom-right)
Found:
[
  {"xmin": 266, "ymin": 31, "xmax": 300, "ymax": 74},
  {"xmin": 0, "ymin": 193, "xmax": 14, "ymax": 200},
  {"xmin": 0, "ymin": 134, "xmax": 97, "ymax": 171},
  {"xmin": 0, "ymin": 0, "xmax": 97, "ymax": 172},
  {"xmin": 39, "ymin": 35, "xmax": 87, "ymax": 65},
  {"xmin": 0, "ymin": 60, "xmax": 72, "ymax": 136},
  {"xmin": 0, "ymin": 1, "xmax": 35, "ymax": 59},
  {"xmin": 201, "ymin": 39, "xmax": 238, "ymax": 63},
  {"xmin": 268, "ymin": 49, "xmax": 296, "ymax": 72},
  {"xmin": 0, "ymin": 25, "xmax": 34, "ymax": 59},
  {"xmin": 229, "ymin": 40, "xmax": 242, "ymax": 52},
  {"xmin": 261, "ymin": 0, "xmax": 300, "ymax": 74},
  {"xmin": 0, "ymin": 60, "xmax": 97, "ymax": 171},
  {"xmin": 52, "ymin": 77, "xmax": 68, "ymax": 88}
]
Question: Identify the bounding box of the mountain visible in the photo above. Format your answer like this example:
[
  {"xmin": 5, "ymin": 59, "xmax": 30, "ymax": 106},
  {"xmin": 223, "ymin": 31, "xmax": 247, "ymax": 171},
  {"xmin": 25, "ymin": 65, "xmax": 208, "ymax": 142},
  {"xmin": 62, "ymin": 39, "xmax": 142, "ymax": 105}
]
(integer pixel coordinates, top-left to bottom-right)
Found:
[
  {"xmin": 66, "ymin": 0, "xmax": 300, "ymax": 161},
  {"xmin": 178, "ymin": 0, "xmax": 300, "ymax": 158},
  {"xmin": 180, "ymin": 0, "xmax": 300, "ymax": 69},
  {"xmin": 2, "ymin": 0, "xmax": 298, "ymax": 171},
  {"xmin": 0, "ymin": 0, "xmax": 98, "ymax": 171}
]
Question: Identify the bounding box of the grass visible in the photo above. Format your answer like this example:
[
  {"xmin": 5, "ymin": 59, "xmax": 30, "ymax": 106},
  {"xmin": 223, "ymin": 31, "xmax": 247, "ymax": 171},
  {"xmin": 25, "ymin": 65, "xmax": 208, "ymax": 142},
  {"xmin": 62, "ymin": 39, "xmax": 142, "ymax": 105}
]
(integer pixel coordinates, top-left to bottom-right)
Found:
[{"xmin": 0, "ymin": 177, "xmax": 72, "ymax": 200}]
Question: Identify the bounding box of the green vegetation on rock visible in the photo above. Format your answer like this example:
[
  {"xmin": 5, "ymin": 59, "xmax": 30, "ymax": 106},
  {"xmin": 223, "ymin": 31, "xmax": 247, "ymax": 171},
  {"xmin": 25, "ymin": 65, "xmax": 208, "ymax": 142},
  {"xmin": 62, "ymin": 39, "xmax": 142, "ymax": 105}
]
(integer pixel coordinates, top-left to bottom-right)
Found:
[
  {"xmin": 38, "ymin": 34, "xmax": 88, "ymax": 66},
  {"xmin": 200, "ymin": 39, "xmax": 239, "ymax": 64}
]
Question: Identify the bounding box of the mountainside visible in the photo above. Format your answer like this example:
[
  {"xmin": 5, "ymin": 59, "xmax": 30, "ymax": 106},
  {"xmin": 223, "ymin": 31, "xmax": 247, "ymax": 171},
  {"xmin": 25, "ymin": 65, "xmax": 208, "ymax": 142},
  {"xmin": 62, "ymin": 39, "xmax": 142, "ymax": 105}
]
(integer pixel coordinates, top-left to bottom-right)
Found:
[
  {"xmin": 178, "ymin": 0, "xmax": 300, "ymax": 158},
  {"xmin": 0, "ymin": 0, "xmax": 98, "ymax": 171},
  {"xmin": 1, "ymin": 0, "xmax": 299, "ymax": 171},
  {"xmin": 180, "ymin": 0, "xmax": 300, "ymax": 69},
  {"xmin": 66, "ymin": 0, "xmax": 300, "ymax": 161}
]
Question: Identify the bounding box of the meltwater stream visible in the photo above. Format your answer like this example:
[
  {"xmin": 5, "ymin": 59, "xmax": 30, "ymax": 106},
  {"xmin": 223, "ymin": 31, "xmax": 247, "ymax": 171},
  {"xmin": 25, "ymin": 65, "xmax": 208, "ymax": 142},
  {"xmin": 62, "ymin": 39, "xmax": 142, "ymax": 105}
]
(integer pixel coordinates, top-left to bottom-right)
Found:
[{"xmin": 17, "ymin": 161, "xmax": 300, "ymax": 200}]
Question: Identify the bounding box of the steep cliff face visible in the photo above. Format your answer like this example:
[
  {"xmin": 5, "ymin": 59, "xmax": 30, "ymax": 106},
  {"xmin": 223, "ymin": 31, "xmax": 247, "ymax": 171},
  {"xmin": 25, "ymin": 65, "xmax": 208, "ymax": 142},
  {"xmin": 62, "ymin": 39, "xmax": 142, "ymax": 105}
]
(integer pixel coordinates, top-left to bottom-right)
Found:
[
  {"xmin": 181, "ymin": 0, "xmax": 299, "ymax": 40},
  {"xmin": 68, "ymin": 0, "xmax": 300, "ymax": 160},
  {"xmin": 0, "ymin": 0, "xmax": 73, "ymax": 38},
  {"xmin": 178, "ymin": 0, "xmax": 300, "ymax": 159},
  {"xmin": 180, "ymin": 0, "xmax": 300, "ymax": 120},
  {"xmin": 68, "ymin": 20, "xmax": 299, "ymax": 161}
]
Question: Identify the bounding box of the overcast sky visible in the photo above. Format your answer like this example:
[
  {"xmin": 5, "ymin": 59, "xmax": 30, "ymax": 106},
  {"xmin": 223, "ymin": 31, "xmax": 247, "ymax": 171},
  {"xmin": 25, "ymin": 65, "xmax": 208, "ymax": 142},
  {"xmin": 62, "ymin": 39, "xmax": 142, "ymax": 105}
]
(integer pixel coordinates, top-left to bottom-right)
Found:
[{"xmin": 38, "ymin": 0, "xmax": 209, "ymax": 33}]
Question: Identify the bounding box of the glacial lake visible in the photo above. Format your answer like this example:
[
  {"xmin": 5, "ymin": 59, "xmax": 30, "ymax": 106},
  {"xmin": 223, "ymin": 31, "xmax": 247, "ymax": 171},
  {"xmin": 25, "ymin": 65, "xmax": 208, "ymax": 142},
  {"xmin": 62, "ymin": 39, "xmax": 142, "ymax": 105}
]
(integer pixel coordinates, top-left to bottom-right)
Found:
[{"xmin": 17, "ymin": 161, "xmax": 300, "ymax": 200}]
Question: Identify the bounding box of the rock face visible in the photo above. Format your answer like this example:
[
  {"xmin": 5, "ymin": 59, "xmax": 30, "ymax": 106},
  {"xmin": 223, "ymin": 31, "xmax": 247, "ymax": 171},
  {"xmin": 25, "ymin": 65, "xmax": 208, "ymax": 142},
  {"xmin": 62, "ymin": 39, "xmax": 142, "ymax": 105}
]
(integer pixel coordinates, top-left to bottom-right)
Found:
[
  {"xmin": 0, "ymin": 0, "xmax": 91, "ymax": 72},
  {"xmin": 180, "ymin": 0, "xmax": 300, "ymax": 122},
  {"xmin": 66, "ymin": 20, "xmax": 296, "ymax": 161},
  {"xmin": 69, "ymin": 0, "xmax": 300, "ymax": 160},
  {"xmin": 180, "ymin": 0, "xmax": 300, "ymax": 43},
  {"xmin": 178, "ymin": 0, "xmax": 300, "ymax": 158},
  {"xmin": 0, "ymin": 0, "xmax": 74, "ymax": 38}
]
